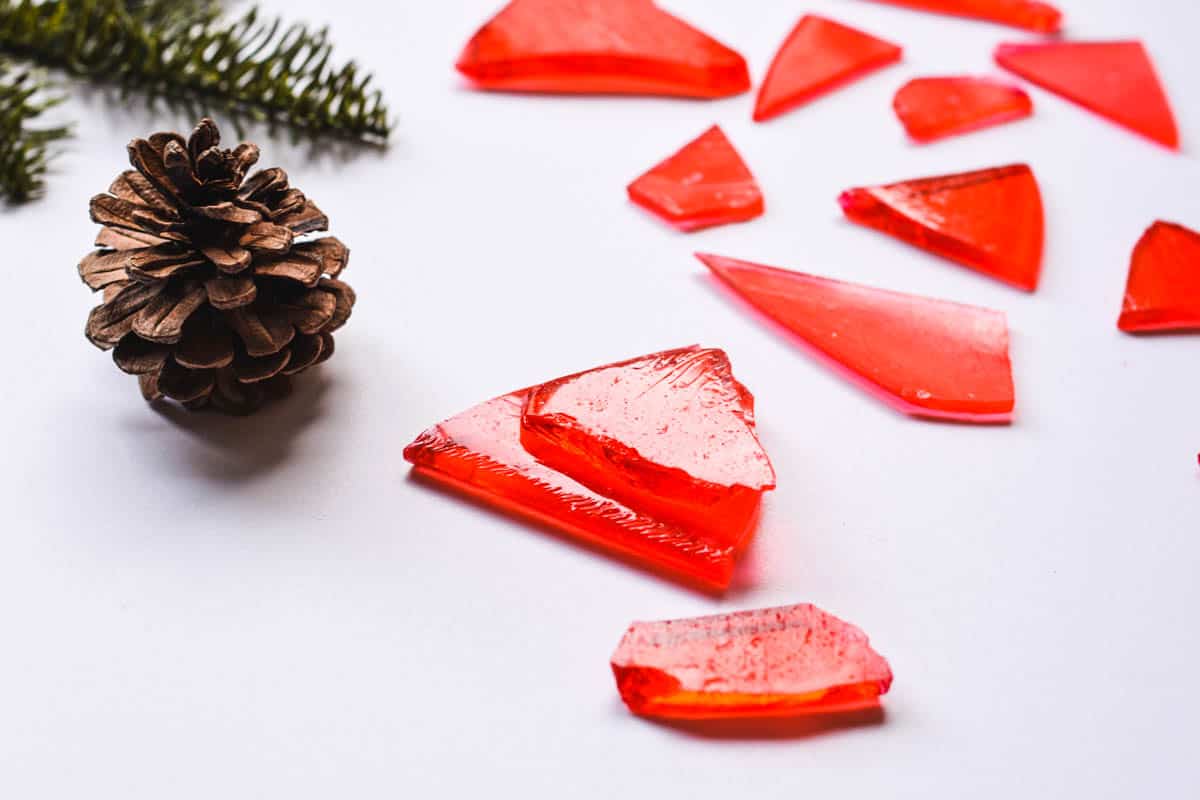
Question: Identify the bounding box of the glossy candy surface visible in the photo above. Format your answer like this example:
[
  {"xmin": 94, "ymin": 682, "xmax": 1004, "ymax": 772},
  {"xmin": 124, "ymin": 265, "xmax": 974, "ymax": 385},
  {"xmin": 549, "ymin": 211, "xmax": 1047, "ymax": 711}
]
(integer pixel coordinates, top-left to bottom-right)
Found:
[
  {"xmin": 861, "ymin": 0, "xmax": 1061, "ymax": 32},
  {"xmin": 839, "ymin": 164, "xmax": 1044, "ymax": 291},
  {"xmin": 611, "ymin": 603, "xmax": 893, "ymax": 719},
  {"xmin": 893, "ymin": 77, "xmax": 1032, "ymax": 142},
  {"xmin": 1119, "ymin": 221, "xmax": 1200, "ymax": 332},
  {"xmin": 700, "ymin": 254, "xmax": 1015, "ymax": 422},
  {"xmin": 754, "ymin": 15, "xmax": 901, "ymax": 122},
  {"xmin": 996, "ymin": 41, "xmax": 1178, "ymax": 149},
  {"xmin": 455, "ymin": 0, "xmax": 750, "ymax": 98},
  {"xmin": 522, "ymin": 347, "xmax": 775, "ymax": 548},
  {"xmin": 627, "ymin": 126, "xmax": 763, "ymax": 232},
  {"xmin": 404, "ymin": 347, "xmax": 774, "ymax": 590}
]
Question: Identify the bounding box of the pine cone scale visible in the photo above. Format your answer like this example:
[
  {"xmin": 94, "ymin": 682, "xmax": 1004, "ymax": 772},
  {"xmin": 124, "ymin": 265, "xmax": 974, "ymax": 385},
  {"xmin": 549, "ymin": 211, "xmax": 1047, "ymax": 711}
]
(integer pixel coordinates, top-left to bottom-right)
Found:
[
  {"xmin": 255, "ymin": 253, "xmax": 323, "ymax": 285},
  {"xmin": 113, "ymin": 335, "xmax": 171, "ymax": 376},
  {"xmin": 158, "ymin": 360, "xmax": 215, "ymax": 404},
  {"xmin": 131, "ymin": 284, "xmax": 207, "ymax": 344},
  {"xmin": 86, "ymin": 281, "xmax": 164, "ymax": 349},
  {"xmin": 201, "ymin": 245, "xmax": 253, "ymax": 273},
  {"xmin": 174, "ymin": 315, "xmax": 236, "ymax": 370},
  {"xmin": 239, "ymin": 222, "xmax": 294, "ymax": 254},
  {"xmin": 192, "ymin": 202, "xmax": 261, "ymax": 225},
  {"xmin": 282, "ymin": 335, "xmax": 325, "ymax": 375},
  {"xmin": 109, "ymin": 171, "xmax": 178, "ymax": 215},
  {"xmin": 82, "ymin": 119, "xmax": 356, "ymax": 414},
  {"xmin": 205, "ymin": 276, "xmax": 257, "ymax": 310},
  {"xmin": 234, "ymin": 349, "xmax": 292, "ymax": 384},
  {"xmin": 283, "ymin": 290, "xmax": 337, "ymax": 334},
  {"xmin": 79, "ymin": 250, "xmax": 134, "ymax": 290},
  {"xmin": 96, "ymin": 227, "xmax": 167, "ymax": 251},
  {"xmin": 228, "ymin": 307, "xmax": 295, "ymax": 358}
]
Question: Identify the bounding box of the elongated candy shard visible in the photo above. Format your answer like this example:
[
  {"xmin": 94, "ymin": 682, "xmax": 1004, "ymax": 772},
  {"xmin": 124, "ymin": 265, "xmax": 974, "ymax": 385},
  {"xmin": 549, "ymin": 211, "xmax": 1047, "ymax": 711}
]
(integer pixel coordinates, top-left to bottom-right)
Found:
[
  {"xmin": 754, "ymin": 15, "xmax": 901, "ymax": 122},
  {"xmin": 894, "ymin": 77, "xmax": 1032, "ymax": 142},
  {"xmin": 995, "ymin": 41, "xmax": 1178, "ymax": 149},
  {"xmin": 405, "ymin": 347, "xmax": 774, "ymax": 590},
  {"xmin": 861, "ymin": 0, "xmax": 1061, "ymax": 33},
  {"xmin": 612, "ymin": 603, "xmax": 893, "ymax": 719},
  {"xmin": 699, "ymin": 253, "xmax": 1015, "ymax": 422},
  {"xmin": 1119, "ymin": 221, "xmax": 1200, "ymax": 333},
  {"xmin": 839, "ymin": 164, "xmax": 1044, "ymax": 291},
  {"xmin": 522, "ymin": 348, "xmax": 775, "ymax": 549},
  {"xmin": 627, "ymin": 126, "xmax": 763, "ymax": 232},
  {"xmin": 455, "ymin": 0, "xmax": 750, "ymax": 99}
]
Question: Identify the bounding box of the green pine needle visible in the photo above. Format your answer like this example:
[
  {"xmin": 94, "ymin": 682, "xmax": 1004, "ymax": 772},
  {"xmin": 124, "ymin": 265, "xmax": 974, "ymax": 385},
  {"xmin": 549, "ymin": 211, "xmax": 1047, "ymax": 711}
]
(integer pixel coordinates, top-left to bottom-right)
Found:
[
  {"xmin": 0, "ymin": 0, "xmax": 392, "ymax": 143},
  {"xmin": 0, "ymin": 57, "xmax": 69, "ymax": 203}
]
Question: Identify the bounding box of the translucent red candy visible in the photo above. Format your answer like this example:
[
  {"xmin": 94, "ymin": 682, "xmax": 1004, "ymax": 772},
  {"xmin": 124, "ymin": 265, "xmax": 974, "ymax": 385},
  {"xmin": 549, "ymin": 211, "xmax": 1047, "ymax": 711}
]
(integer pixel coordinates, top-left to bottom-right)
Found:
[
  {"xmin": 627, "ymin": 126, "xmax": 763, "ymax": 232},
  {"xmin": 699, "ymin": 253, "xmax": 1015, "ymax": 422},
  {"xmin": 839, "ymin": 164, "xmax": 1044, "ymax": 292},
  {"xmin": 893, "ymin": 77, "xmax": 1032, "ymax": 142},
  {"xmin": 404, "ymin": 347, "xmax": 774, "ymax": 591},
  {"xmin": 754, "ymin": 15, "xmax": 901, "ymax": 122},
  {"xmin": 455, "ymin": 0, "xmax": 750, "ymax": 99},
  {"xmin": 996, "ymin": 41, "xmax": 1179, "ymax": 150},
  {"xmin": 523, "ymin": 347, "xmax": 775, "ymax": 549},
  {"xmin": 861, "ymin": 0, "xmax": 1062, "ymax": 33},
  {"xmin": 611, "ymin": 603, "xmax": 893, "ymax": 719},
  {"xmin": 1119, "ymin": 221, "xmax": 1200, "ymax": 333}
]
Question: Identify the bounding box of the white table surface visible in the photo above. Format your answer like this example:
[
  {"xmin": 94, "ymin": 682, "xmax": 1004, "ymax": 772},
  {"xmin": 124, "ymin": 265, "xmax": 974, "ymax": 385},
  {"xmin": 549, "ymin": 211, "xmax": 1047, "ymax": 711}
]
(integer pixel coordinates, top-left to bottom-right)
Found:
[{"xmin": 3, "ymin": 1, "xmax": 1198, "ymax": 796}]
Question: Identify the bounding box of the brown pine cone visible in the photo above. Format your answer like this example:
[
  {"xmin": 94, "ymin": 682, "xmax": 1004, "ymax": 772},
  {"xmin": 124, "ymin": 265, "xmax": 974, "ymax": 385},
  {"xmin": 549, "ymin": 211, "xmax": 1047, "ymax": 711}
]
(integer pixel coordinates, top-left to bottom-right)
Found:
[{"xmin": 79, "ymin": 119, "xmax": 355, "ymax": 415}]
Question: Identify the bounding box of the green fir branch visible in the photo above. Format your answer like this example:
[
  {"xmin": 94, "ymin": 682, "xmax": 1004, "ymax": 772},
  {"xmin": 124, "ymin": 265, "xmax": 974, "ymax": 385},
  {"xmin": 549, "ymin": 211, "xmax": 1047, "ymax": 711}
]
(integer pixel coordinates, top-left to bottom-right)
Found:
[
  {"xmin": 0, "ymin": 0, "xmax": 392, "ymax": 143},
  {"xmin": 0, "ymin": 57, "xmax": 69, "ymax": 203}
]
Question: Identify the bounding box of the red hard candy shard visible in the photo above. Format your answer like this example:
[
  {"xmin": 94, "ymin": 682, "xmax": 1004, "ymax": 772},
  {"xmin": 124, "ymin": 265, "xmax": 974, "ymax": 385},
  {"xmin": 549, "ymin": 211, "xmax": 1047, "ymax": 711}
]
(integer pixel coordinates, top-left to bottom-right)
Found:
[
  {"xmin": 699, "ymin": 254, "xmax": 1015, "ymax": 422},
  {"xmin": 995, "ymin": 41, "xmax": 1178, "ymax": 149},
  {"xmin": 1119, "ymin": 221, "xmax": 1200, "ymax": 333},
  {"xmin": 839, "ymin": 164, "xmax": 1044, "ymax": 292},
  {"xmin": 627, "ymin": 126, "xmax": 763, "ymax": 232},
  {"xmin": 754, "ymin": 15, "xmax": 901, "ymax": 122},
  {"xmin": 612, "ymin": 603, "xmax": 893, "ymax": 719},
  {"xmin": 455, "ymin": 0, "xmax": 750, "ymax": 99},
  {"xmin": 894, "ymin": 77, "xmax": 1032, "ymax": 142},
  {"xmin": 522, "ymin": 347, "xmax": 775, "ymax": 550},
  {"xmin": 862, "ymin": 0, "xmax": 1061, "ymax": 33},
  {"xmin": 404, "ymin": 347, "xmax": 774, "ymax": 591}
]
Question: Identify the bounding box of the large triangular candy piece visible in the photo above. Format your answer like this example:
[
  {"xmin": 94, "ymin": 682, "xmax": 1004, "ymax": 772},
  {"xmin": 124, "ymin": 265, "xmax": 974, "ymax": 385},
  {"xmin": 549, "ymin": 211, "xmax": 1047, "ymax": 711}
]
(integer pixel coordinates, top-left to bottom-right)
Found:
[
  {"xmin": 699, "ymin": 254, "xmax": 1015, "ymax": 422},
  {"xmin": 839, "ymin": 164, "xmax": 1044, "ymax": 291},
  {"xmin": 1118, "ymin": 221, "xmax": 1200, "ymax": 333},
  {"xmin": 754, "ymin": 15, "xmax": 901, "ymax": 122},
  {"xmin": 522, "ymin": 347, "xmax": 775, "ymax": 549},
  {"xmin": 612, "ymin": 603, "xmax": 893, "ymax": 719},
  {"xmin": 894, "ymin": 77, "xmax": 1032, "ymax": 142},
  {"xmin": 862, "ymin": 0, "xmax": 1061, "ymax": 33},
  {"xmin": 455, "ymin": 0, "xmax": 750, "ymax": 99},
  {"xmin": 627, "ymin": 126, "xmax": 763, "ymax": 232},
  {"xmin": 404, "ymin": 346, "xmax": 774, "ymax": 591},
  {"xmin": 996, "ymin": 41, "xmax": 1179, "ymax": 149}
]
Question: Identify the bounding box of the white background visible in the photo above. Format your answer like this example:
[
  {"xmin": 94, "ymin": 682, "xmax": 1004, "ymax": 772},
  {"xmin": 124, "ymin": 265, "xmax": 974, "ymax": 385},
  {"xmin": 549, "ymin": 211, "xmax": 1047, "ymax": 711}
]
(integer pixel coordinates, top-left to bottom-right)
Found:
[{"xmin": 3, "ymin": 1, "xmax": 1198, "ymax": 796}]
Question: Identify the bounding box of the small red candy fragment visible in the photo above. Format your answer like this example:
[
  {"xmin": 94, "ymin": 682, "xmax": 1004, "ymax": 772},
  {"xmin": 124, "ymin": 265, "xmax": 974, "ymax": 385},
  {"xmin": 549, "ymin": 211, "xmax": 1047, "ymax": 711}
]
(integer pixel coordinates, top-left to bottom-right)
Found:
[
  {"xmin": 1119, "ymin": 221, "xmax": 1200, "ymax": 333},
  {"xmin": 522, "ymin": 347, "xmax": 775, "ymax": 549},
  {"xmin": 404, "ymin": 347, "xmax": 773, "ymax": 591},
  {"xmin": 612, "ymin": 603, "xmax": 893, "ymax": 719},
  {"xmin": 455, "ymin": 0, "xmax": 750, "ymax": 99},
  {"xmin": 754, "ymin": 15, "xmax": 901, "ymax": 122},
  {"xmin": 996, "ymin": 41, "xmax": 1178, "ymax": 149},
  {"xmin": 839, "ymin": 164, "xmax": 1044, "ymax": 292},
  {"xmin": 699, "ymin": 253, "xmax": 1015, "ymax": 422},
  {"xmin": 861, "ymin": 0, "xmax": 1061, "ymax": 33},
  {"xmin": 627, "ymin": 126, "xmax": 763, "ymax": 232},
  {"xmin": 894, "ymin": 76, "xmax": 1032, "ymax": 142}
]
